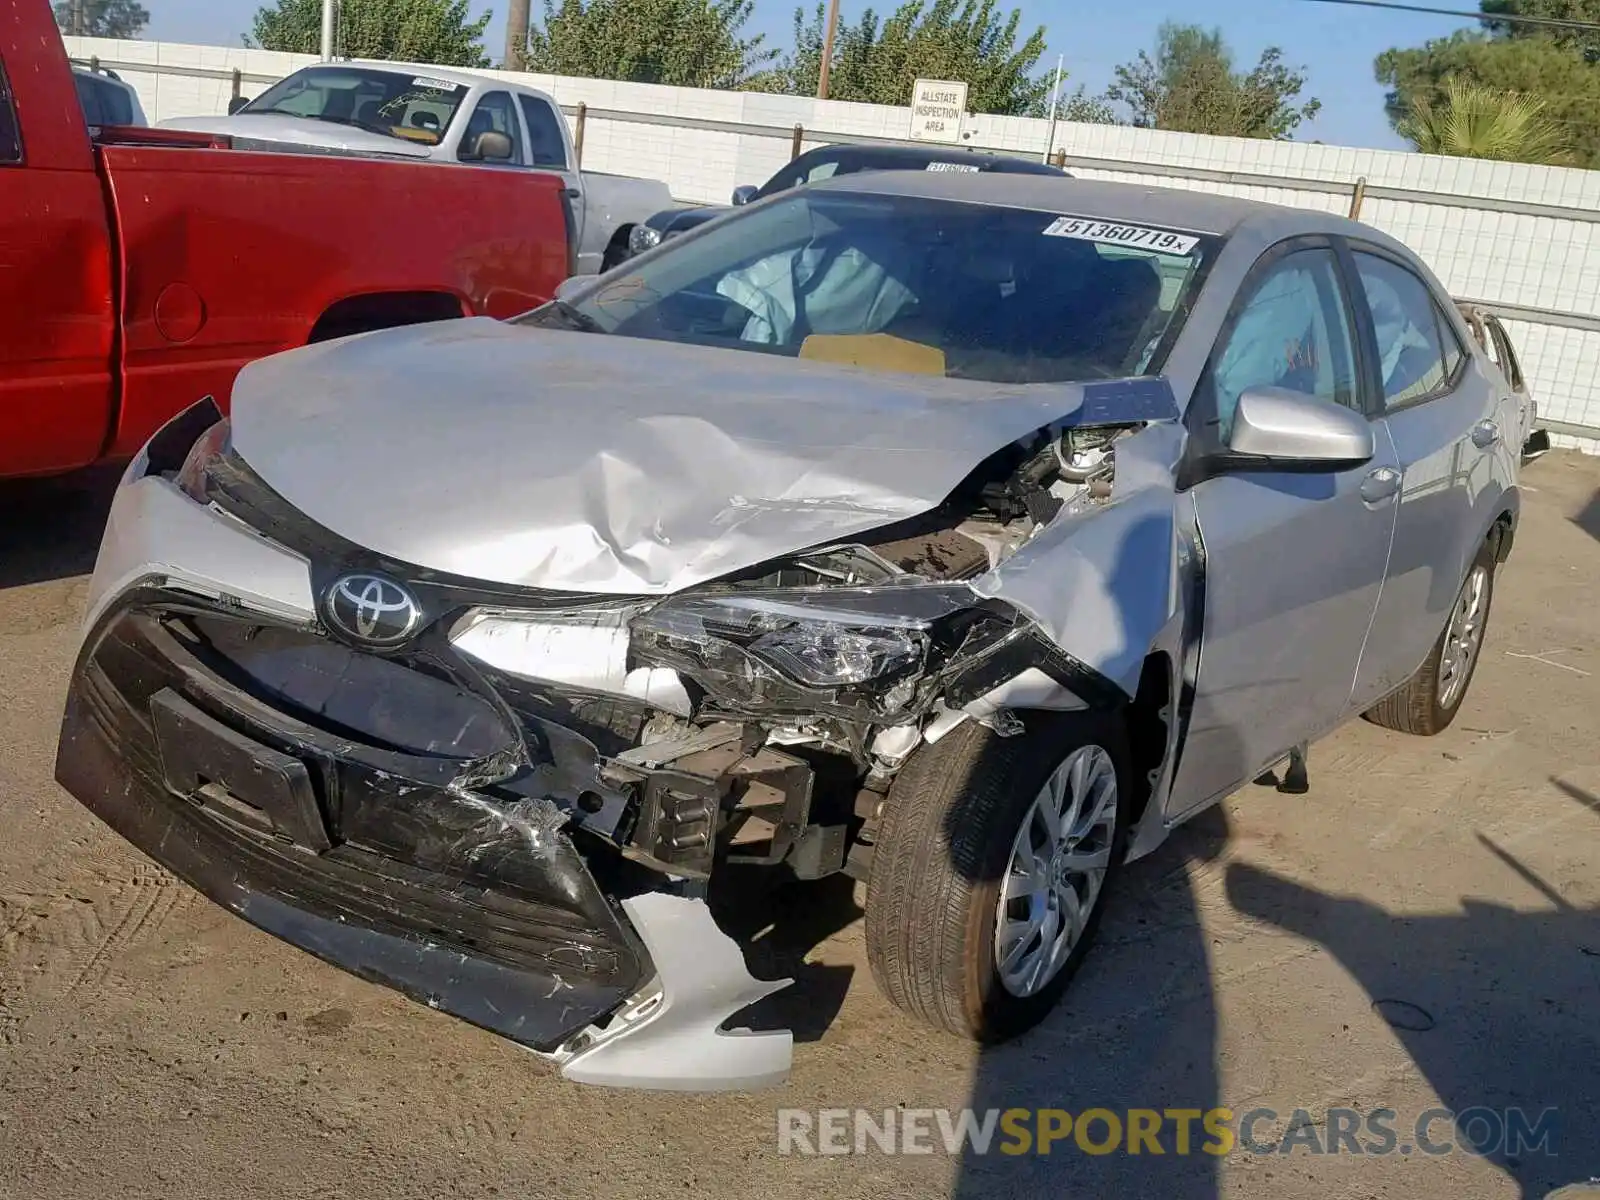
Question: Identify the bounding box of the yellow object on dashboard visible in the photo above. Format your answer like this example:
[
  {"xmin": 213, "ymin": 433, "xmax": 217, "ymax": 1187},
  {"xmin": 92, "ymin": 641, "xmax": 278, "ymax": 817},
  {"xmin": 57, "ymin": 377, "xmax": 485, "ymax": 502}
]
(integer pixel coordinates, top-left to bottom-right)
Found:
[{"xmin": 798, "ymin": 333, "xmax": 947, "ymax": 376}]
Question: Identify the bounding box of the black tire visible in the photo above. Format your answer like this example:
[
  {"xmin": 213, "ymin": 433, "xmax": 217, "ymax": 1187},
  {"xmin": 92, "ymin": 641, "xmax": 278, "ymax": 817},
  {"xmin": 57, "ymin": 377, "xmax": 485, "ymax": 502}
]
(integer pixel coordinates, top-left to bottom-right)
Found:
[
  {"xmin": 864, "ymin": 709, "xmax": 1132, "ymax": 1042},
  {"xmin": 1364, "ymin": 539, "xmax": 1497, "ymax": 736}
]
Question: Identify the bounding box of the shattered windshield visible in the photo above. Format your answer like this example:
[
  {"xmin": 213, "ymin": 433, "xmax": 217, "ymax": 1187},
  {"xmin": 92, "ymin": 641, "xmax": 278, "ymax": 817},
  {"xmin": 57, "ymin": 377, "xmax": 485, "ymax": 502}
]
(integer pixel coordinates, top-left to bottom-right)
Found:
[
  {"xmin": 521, "ymin": 191, "xmax": 1213, "ymax": 383},
  {"xmin": 240, "ymin": 66, "xmax": 467, "ymax": 146}
]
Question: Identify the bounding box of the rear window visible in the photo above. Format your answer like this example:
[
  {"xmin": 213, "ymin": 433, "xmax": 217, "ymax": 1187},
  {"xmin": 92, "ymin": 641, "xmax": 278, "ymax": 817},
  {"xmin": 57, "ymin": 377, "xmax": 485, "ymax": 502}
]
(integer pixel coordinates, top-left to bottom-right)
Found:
[
  {"xmin": 76, "ymin": 74, "xmax": 137, "ymax": 127},
  {"xmin": 96, "ymin": 78, "xmax": 137, "ymax": 126},
  {"xmin": 517, "ymin": 95, "xmax": 568, "ymax": 168}
]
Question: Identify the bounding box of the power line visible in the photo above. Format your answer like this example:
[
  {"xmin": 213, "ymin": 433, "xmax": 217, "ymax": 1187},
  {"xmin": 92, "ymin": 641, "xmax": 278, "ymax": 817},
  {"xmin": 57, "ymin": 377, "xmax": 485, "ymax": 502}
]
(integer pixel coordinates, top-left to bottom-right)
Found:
[{"xmin": 1297, "ymin": 0, "xmax": 1600, "ymax": 33}]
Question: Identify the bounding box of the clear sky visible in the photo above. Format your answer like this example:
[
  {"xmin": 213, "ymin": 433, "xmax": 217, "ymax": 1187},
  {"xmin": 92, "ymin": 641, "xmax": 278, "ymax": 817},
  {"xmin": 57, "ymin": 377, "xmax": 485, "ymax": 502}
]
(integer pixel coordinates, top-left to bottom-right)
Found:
[{"xmin": 144, "ymin": 0, "xmax": 1479, "ymax": 149}]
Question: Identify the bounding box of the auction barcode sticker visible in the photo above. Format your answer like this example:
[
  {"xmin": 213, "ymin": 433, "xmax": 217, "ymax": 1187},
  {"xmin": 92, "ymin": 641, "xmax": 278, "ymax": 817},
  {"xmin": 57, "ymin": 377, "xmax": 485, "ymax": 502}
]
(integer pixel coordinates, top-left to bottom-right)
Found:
[
  {"xmin": 1042, "ymin": 216, "xmax": 1199, "ymax": 255},
  {"xmin": 411, "ymin": 76, "xmax": 464, "ymax": 91}
]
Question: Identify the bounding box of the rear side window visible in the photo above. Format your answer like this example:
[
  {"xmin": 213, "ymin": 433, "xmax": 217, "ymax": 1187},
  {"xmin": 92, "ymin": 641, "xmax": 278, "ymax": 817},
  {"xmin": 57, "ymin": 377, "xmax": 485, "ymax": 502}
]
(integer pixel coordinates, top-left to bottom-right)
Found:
[
  {"xmin": 74, "ymin": 74, "xmax": 105, "ymax": 126},
  {"xmin": 96, "ymin": 78, "xmax": 136, "ymax": 126},
  {"xmin": 517, "ymin": 95, "xmax": 568, "ymax": 168},
  {"xmin": 1488, "ymin": 318, "xmax": 1526, "ymax": 391},
  {"xmin": 0, "ymin": 58, "xmax": 21, "ymax": 163},
  {"xmin": 1352, "ymin": 251, "xmax": 1464, "ymax": 407}
]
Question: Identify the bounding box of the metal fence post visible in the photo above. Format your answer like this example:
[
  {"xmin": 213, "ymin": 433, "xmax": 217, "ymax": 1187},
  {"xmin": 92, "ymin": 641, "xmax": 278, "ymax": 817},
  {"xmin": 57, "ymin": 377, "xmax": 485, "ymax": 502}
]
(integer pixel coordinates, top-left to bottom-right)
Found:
[
  {"xmin": 573, "ymin": 102, "xmax": 587, "ymax": 168},
  {"xmin": 1050, "ymin": 148, "xmax": 1066, "ymax": 169},
  {"xmin": 88, "ymin": 55, "xmax": 100, "ymax": 74},
  {"xmin": 791, "ymin": 123, "xmax": 804, "ymax": 161},
  {"xmin": 231, "ymin": 68, "xmax": 243, "ymax": 103},
  {"xmin": 1349, "ymin": 176, "xmax": 1368, "ymax": 220}
]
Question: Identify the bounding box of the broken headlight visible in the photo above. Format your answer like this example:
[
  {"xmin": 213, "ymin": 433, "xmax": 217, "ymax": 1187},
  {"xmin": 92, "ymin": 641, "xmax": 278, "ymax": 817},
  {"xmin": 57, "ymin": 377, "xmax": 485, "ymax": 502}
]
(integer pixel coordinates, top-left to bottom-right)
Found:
[
  {"xmin": 630, "ymin": 585, "xmax": 1017, "ymax": 721},
  {"xmin": 628, "ymin": 225, "xmax": 663, "ymax": 255},
  {"xmin": 174, "ymin": 417, "xmax": 232, "ymax": 504}
]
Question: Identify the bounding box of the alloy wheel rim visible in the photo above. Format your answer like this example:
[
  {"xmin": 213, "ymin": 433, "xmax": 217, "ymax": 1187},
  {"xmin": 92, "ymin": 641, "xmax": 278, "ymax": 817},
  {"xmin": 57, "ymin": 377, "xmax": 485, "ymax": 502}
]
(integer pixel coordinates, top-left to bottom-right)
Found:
[
  {"xmin": 1438, "ymin": 565, "xmax": 1489, "ymax": 710},
  {"xmin": 994, "ymin": 745, "xmax": 1119, "ymax": 999}
]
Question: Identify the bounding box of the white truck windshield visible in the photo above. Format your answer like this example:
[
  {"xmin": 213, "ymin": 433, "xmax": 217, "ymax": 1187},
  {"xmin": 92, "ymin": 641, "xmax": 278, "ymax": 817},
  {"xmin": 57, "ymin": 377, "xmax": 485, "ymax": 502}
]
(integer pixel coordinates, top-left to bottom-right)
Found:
[{"xmin": 242, "ymin": 67, "xmax": 468, "ymax": 146}]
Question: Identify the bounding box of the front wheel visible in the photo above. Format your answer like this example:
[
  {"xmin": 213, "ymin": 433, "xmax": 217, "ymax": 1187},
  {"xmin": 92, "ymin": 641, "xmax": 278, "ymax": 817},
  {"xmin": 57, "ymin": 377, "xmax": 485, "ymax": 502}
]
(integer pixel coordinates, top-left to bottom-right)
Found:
[
  {"xmin": 864, "ymin": 710, "xmax": 1132, "ymax": 1042},
  {"xmin": 1364, "ymin": 540, "xmax": 1496, "ymax": 736}
]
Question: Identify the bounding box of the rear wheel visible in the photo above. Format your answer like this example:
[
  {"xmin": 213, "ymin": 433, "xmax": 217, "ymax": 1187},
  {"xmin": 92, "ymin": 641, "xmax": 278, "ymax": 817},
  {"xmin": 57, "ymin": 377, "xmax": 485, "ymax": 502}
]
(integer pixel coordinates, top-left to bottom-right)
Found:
[
  {"xmin": 1364, "ymin": 540, "xmax": 1496, "ymax": 736},
  {"xmin": 864, "ymin": 710, "xmax": 1131, "ymax": 1042}
]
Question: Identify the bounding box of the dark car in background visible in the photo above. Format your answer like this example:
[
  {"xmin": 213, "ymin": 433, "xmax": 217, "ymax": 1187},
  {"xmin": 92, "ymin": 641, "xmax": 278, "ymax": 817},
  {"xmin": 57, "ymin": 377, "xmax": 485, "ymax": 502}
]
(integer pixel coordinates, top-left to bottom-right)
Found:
[{"xmin": 622, "ymin": 142, "xmax": 1069, "ymax": 260}]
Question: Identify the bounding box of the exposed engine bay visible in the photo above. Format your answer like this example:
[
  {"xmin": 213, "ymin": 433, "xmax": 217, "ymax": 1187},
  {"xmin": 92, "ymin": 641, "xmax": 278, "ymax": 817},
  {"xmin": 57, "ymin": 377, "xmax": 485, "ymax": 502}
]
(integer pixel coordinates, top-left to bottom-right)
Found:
[
  {"xmin": 807, "ymin": 422, "xmax": 1128, "ymax": 583},
  {"xmin": 439, "ymin": 419, "xmax": 1141, "ymax": 891}
]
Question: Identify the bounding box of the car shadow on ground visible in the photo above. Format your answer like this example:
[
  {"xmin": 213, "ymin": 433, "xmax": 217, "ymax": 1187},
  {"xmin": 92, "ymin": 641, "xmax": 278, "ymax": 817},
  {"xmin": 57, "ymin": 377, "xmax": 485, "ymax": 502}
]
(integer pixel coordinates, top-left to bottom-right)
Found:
[
  {"xmin": 1571, "ymin": 489, "xmax": 1600, "ymax": 545},
  {"xmin": 1224, "ymin": 778, "xmax": 1600, "ymax": 1200},
  {"xmin": 711, "ymin": 867, "xmax": 860, "ymax": 1043},
  {"xmin": 0, "ymin": 467, "xmax": 120, "ymax": 590},
  {"xmin": 950, "ymin": 804, "xmax": 1232, "ymax": 1198}
]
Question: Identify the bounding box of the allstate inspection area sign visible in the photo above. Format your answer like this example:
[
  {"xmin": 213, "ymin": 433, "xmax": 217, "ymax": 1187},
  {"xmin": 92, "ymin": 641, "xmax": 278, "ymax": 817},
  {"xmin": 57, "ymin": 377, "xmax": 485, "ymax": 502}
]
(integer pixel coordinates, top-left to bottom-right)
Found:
[{"xmin": 909, "ymin": 78, "xmax": 968, "ymax": 144}]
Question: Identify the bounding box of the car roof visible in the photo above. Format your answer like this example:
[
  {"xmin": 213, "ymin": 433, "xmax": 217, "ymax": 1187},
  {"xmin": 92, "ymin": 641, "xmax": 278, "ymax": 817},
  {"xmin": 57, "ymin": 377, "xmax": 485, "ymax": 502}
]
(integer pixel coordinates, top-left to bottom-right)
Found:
[
  {"xmin": 806, "ymin": 170, "xmax": 1376, "ymax": 240},
  {"xmin": 799, "ymin": 142, "xmax": 1065, "ymax": 176}
]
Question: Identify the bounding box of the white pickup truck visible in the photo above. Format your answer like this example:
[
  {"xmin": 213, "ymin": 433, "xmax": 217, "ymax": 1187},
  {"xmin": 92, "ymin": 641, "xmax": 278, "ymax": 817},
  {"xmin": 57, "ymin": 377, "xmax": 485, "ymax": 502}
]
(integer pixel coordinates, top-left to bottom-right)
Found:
[{"xmin": 162, "ymin": 62, "xmax": 675, "ymax": 275}]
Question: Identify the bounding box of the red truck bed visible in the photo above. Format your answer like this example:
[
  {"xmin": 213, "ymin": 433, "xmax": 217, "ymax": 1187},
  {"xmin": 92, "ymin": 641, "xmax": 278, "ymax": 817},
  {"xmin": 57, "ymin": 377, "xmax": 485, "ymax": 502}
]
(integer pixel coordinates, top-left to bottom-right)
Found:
[{"xmin": 1, "ymin": 1, "xmax": 570, "ymax": 479}]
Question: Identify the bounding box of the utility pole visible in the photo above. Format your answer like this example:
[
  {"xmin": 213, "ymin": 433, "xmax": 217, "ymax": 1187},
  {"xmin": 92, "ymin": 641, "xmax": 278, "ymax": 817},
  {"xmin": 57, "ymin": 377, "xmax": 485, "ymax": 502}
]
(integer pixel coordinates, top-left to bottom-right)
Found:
[
  {"xmin": 816, "ymin": 0, "xmax": 840, "ymax": 99},
  {"xmin": 505, "ymin": 0, "xmax": 532, "ymax": 69},
  {"xmin": 1040, "ymin": 53, "xmax": 1063, "ymax": 163},
  {"xmin": 320, "ymin": 0, "xmax": 337, "ymax": 60},
  {"xmin": 70, "ymin": 0, "xmax": 86, "ymax": 37}
]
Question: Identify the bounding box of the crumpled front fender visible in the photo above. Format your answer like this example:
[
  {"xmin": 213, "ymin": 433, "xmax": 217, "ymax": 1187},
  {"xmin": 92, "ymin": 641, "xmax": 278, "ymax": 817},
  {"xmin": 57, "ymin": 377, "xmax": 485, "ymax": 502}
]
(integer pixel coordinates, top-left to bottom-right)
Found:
[{"xmin": 971, "ymin": 424, "xmax": 1185, "ymax": 700}]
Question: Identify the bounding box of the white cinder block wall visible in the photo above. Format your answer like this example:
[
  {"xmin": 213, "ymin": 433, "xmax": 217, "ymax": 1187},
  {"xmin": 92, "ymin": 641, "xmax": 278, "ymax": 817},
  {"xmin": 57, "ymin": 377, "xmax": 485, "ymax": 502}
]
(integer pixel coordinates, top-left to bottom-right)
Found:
[{"xmin": 65, "ymin": 36, "xmax": 1600, "ymax": 450}]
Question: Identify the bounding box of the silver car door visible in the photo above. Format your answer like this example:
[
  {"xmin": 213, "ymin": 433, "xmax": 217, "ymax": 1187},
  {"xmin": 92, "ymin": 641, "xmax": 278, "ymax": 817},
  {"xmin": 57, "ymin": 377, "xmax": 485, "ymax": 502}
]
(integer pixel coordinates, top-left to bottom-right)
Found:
[
  {"xmin": 1166, "ymin": 239, "xmax": 1400, "ymax": 820},
  {"xmin": 1345, "ymin": 246, "xmax": 1509, "ymax": 708}
]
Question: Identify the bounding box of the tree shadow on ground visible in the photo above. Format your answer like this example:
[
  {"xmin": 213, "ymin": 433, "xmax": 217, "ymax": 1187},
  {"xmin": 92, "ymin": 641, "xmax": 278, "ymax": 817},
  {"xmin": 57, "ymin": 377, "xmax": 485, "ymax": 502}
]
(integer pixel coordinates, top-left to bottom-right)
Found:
[{"xmin": 1225, "ymin": 778, "xmax": 1600, "ymax": 1199}]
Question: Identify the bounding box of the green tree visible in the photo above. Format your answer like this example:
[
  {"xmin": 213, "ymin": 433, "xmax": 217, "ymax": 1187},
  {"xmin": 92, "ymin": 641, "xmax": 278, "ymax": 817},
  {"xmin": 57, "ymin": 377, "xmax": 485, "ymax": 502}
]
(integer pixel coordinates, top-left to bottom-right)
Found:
[
  {"xmin": 1398, "ymin": 76, "xmax": 1572, "ymax": 162},
  {"xmin": 1104, "ymin": 22, "xmax": 1321, "ymax": 138},
  {"xmin": 248, "ymin": 0, "xmax": 493, "ymax": 67},
  {"xmin": 521, "ymin": 0, "xmax": 776, "ymax": 87},
  {"xmin": 760, "ymin": 0, "xmax": 1053, "ymax": 116},
  {"xmin": 1377, "ymin": 1, "xmax": 1600, "ymax": 167},
  {"xmin": 54, "ymin": 0, "xmax": 149, "ymax": 38}
]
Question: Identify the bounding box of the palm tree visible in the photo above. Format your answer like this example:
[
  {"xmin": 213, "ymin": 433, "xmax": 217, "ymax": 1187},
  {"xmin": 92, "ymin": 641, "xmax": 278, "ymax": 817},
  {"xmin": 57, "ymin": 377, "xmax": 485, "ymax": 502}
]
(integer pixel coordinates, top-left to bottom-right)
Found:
[{"xmin": 1399, "ymin": 77, "xmax": 1572, "ymax": 166}]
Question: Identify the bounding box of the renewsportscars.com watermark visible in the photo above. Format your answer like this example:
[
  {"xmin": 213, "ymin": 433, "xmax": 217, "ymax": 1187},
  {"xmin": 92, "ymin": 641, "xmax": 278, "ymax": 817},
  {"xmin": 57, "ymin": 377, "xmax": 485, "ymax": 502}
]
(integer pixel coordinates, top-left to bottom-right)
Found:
[{"xmin": 776, "ymin": 1106, "xmax": 1560, "ymax": 1158}]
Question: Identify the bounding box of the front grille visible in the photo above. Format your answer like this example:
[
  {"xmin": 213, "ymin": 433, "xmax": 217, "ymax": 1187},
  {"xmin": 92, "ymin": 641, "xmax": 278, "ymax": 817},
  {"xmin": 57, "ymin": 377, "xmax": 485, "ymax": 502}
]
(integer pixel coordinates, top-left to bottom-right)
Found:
[{"xmin": 176, "ymin": 614, "xmax": 513, "ymax": 760}]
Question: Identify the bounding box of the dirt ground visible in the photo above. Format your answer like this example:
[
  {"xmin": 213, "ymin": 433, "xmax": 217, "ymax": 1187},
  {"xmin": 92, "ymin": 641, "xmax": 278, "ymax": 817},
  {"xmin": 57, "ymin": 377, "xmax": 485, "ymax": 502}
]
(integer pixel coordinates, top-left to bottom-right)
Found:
[{"xmin": 1, "ymin": 454, "xmax": 1596, "ymax": 1200}]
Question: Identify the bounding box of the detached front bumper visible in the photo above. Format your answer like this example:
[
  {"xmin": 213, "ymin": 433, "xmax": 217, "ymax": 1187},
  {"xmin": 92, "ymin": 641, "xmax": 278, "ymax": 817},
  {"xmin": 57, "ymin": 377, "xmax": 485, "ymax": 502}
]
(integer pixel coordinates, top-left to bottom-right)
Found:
[
  {"xmin": 55, "ymin": 466, "xmax": 792, "ymax": 1090},
  {"xmin": 58, "ymin": 591, "xmax": 647, "ymax": 1053}
]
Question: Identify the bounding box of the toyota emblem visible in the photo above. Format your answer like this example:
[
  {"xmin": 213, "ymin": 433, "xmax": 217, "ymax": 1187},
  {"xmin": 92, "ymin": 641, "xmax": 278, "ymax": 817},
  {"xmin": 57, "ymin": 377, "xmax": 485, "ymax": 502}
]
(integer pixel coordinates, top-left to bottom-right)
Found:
[{"xmin": 323, "ymin": 573, "xmax": 423, "ymax": 646}]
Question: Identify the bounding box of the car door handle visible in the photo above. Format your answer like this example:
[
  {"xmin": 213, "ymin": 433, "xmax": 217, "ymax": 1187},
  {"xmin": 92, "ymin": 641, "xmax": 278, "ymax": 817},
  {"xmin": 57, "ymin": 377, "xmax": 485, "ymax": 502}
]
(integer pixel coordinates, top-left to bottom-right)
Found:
[
  {"xmin": 1360, "ymin": 466, "xmax": 1402, "ymax": 504},
  {"xmin": 1471, "ymin": 419, "xmax": 1500, "ymax": 449}
]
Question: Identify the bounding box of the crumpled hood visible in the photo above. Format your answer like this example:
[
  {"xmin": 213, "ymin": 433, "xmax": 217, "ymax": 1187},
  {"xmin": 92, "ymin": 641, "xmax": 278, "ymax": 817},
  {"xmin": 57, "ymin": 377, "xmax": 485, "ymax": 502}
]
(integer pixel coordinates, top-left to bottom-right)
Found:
[
  {"xmin": 229, "ymin": 318, "xmax": 1134, "ymax": 594},
  {"xmin": 159, "ymin": 114, "xmax": 432, "ymax": 160}
]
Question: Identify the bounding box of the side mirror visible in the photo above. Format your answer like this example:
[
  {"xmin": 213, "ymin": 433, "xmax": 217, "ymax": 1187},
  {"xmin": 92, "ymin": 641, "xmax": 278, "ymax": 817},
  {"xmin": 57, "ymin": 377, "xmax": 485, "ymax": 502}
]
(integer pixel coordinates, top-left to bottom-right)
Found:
[
  {"xmin": 471, "ymin": 130, "xmax": 515, "ymax": 162},
  {"xmin": 1226, "ymin": 386, "xmax": 1374, "ymax": 469},
  {"xmin": 227, "ymin": 96, "xmax": 250, "ymax": 115},
  {"xmin": 730, "ymin": 184, "xmax": 758, "ymax": 206},
  {"xmin": 553, "ymin": 275, "xmax": 585, "ymax": 303}
]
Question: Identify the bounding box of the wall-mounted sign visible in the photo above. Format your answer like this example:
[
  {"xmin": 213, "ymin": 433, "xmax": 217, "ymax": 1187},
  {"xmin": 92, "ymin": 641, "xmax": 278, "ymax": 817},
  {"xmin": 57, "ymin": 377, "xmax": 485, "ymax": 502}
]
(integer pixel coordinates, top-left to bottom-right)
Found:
[{"xmin": 909, "ymin": 78, "xmax": 968, "ymax": 144}]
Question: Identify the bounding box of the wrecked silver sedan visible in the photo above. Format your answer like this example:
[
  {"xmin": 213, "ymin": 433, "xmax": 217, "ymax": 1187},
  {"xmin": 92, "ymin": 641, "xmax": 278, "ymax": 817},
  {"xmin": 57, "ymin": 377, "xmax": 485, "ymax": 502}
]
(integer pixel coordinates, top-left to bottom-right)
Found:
[{"xmin": 56, "ymin": 173, "xmax": 1523, "ymax": 1090}]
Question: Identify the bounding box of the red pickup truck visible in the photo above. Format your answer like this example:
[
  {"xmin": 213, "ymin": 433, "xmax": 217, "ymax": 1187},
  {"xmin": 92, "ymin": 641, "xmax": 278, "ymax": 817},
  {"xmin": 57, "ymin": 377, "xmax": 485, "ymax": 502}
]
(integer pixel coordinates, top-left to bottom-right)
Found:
[{"xmin": 0, "ymin": 0, "xmax": 571, "ymax": 480}]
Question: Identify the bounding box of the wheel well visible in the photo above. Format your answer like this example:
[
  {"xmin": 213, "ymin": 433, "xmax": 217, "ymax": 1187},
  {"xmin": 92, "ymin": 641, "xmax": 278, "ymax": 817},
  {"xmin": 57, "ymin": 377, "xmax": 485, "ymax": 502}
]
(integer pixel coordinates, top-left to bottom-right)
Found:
[
  {"xmin": 1125, "ymin": 652, "xmax": 1174, "ymax": 831},
  {"xmin": 307, "ymin": 292, "xmax": 466, "ymax": 344},
  {"xmin": 1490, "ymin": 508, "xmax": 1516, "ymax": 563},
  {"xmin": 601, "ymin": 225, "xmax": 634, "ymax": 271}
]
